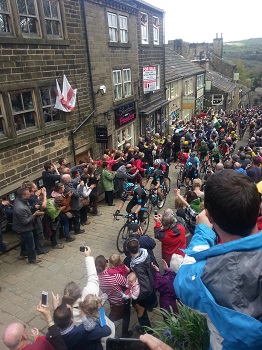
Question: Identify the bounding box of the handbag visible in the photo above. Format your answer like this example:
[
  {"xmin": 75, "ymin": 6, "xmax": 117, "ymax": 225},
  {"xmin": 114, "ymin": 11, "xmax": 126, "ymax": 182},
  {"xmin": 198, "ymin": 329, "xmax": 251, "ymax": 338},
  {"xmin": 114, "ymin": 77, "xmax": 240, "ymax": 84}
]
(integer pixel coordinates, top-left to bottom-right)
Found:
[{"xmin": 109, "ymin": 303, "xmax": 125, "ymax": 321}]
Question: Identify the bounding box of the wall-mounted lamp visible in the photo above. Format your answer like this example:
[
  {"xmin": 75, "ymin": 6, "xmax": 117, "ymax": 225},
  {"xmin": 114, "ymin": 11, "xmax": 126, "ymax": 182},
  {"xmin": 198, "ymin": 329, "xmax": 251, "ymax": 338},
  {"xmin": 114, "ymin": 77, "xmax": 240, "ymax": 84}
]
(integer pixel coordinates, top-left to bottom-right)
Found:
[
  {"xmin": 104, "ymin": 111, "xmax": 111, "ymax": 121},
  {"xmin": 97, "ymin": 85, "xmax": 106, "ymax": 95}
]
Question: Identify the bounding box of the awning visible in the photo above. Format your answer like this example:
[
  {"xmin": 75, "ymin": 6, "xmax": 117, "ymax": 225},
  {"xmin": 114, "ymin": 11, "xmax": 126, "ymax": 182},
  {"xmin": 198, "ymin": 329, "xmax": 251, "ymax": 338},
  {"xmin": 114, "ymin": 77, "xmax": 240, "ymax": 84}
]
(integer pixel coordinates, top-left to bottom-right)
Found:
[{"xmin": 140, "ymin": 99, "xmax": 169, "ymax": 115}]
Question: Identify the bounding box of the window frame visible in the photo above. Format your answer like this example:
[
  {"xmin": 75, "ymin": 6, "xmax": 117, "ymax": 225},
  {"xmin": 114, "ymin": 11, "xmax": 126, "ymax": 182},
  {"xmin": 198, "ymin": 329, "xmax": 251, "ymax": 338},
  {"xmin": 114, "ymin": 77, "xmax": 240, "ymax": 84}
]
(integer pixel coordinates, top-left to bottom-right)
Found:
[
  {"xmin": 16, "ymin": 0, "xmax": 41, "ymax": 37},
  {"xmin": 107, "ymin": 11, "xmax": 118, "ymax": 42},
  {"xmin": 0, "ymin": 94, "xmax": 8, "ymax": 137},
  {"xmin": 42, "ymin": 0, "xmax": 63, "ymax": 38},
  {"xmin": 156, "ymin": 64, "xmax": 160, "ymax": 90},
  {"xmin": 141, "ymin": 12, "xmax": 148, "ymax": 44},
  {"xmin": 113, "ymin": 68, "xmax": 132, "ymax": 100},
  {"xmin": 153, "ymin": 16, "xmax": 159, "ymax": 45},
  {"xmin": 40, "ymin": 85, "xmax": 63, "ymax": 124},
  {"xmin": 197, "ymin": 74, "xmax": 204, "ymax": 89},
  {"xmin": 113, "ymin": 69, "xmax": 123, "ymax": 100},
  {"xmin": 9, "ymin": 89, "xmax": 39, "ymax": 133},
  {"xmin": 107, "ymin": 12, "xmax": 128, "ymax": 44},
  {"xmin": 0, "ymin": 0, "xmax": 13, "ymax": 35},
  {"xmin": 123, "ymin": 68, "xmax": 132, "ymax": 97}
]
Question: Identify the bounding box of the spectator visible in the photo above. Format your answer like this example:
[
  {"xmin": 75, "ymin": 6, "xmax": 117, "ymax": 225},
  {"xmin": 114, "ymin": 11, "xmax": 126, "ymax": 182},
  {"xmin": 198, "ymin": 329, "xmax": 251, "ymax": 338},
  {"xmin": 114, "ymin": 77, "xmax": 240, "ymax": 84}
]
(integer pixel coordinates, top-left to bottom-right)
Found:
[
  {"xmin": 162, "ymin": 135, "xmax": 172, "ymax": 164},
  {"xmin": 154, "ymin": 209, "xmax": 186, "ymax": 265},
  {"xmin": 246, "ymin": 156, "xmax": 262, "ymax": 183},
  {"xmin": 175, "ymin": 170, "xmax": 262, "ymax": 349},
  {"xmin": 126, "ymin": 238, "xmax": 158, "ymax": 331},
  {"xmin": 12, "ymin": 188, "xmax": 44, "ymax": 264},
  {"xmin": 0, "ymin": 198, "xmax": 11, "ymax": 254},
  {"xmin": 42, "ymin": 162, "xmax": 61, "ymax": 197},
  {"xmin": 192, "ymin": 178, "xmax": 204, "ymax": 200},
  {"xmin": 101, "ymin": 162, "xmax": 115, "ymax": 206},
  {"xmin": 77, "ymin": 175, "xmax": 94, "ymax": 225},
  {"xmin": 2, "ymin": 302, "xmax": 67, "ymax": 350},
  {"xmin": 95, "ymin": 255, "xmax": 132, "ymax": 338},
  {"xmin": 174, "ymin": 188, "xmax": 198, "ymax": 235},
  {"xmin": 87, "ymin": 165, "xmax": 101, "ymax": 216}
]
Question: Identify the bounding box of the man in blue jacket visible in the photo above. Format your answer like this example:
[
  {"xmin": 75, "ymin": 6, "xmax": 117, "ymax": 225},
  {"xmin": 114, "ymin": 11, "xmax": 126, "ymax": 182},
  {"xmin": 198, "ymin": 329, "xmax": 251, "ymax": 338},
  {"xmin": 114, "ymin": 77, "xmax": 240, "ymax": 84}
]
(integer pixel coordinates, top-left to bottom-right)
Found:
[{"xmin": 174, "ymin": 170, "xmax": 262, "ymax": 350}]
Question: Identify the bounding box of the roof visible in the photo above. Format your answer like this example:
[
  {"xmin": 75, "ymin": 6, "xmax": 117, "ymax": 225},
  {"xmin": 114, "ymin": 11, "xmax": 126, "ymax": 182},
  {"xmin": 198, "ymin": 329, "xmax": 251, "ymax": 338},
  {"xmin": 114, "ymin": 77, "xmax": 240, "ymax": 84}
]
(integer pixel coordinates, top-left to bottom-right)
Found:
[
  {"xmin": 205, "ymin": 70, "xmax": 237, "ymax": 93},
  {"xmin": 165, "ymin": 48, "xmax": 205, "ymax": 82},
  {"xmin": 134, "ymin": 0, "xmax": 165, "ymax": 13}
]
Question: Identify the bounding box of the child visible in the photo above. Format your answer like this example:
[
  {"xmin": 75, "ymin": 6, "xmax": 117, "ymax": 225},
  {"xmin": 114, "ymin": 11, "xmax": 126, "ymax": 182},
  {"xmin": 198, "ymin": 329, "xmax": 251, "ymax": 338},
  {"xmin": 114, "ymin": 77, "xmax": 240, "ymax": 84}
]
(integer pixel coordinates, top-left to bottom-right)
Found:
[
  {"xmin": 78, "ymin": 294, "xmax": 102, "ymax": 331},
  {"xmin": 152, "ymin": 255, "xmax": 183, "ymax": 315},
  {"xmin": 107, "ymin": 254, "xmax": 129, "ymax": 277},
  {"xmin": 121, "ymin": 272, "xmax": 144, "ymax": 318}
]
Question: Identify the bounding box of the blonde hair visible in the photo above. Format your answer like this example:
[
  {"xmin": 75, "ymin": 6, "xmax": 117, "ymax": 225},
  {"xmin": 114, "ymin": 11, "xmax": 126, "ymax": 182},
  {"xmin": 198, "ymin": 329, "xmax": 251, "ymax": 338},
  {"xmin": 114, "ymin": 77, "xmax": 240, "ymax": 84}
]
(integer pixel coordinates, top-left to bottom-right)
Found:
[
  {"xmin": 193, "ymin": 178, "xmax": 202, "ymax": 189},
  {"xmin": 78, "ymin": 294, "xmax": 102, "ymax": 318},
  {"xmin": 62, "ymin": 281, "xmax": 82, "ymax": 306},
  {"xmin": 109, "ymin": 254, "xmax": 122, "ymax": 268},
  {"xmin": 174, "ymin": 196, "xmax": 184, "ymax": 210}
]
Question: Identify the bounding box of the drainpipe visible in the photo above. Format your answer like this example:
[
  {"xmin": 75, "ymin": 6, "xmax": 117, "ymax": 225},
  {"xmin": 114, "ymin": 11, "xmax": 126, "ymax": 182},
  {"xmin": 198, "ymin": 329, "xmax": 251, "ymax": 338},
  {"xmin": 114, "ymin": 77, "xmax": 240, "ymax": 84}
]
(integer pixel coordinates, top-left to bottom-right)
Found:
[{"xmin": 81, "ymin": 0, "xmax": 95, "ymax": 110}]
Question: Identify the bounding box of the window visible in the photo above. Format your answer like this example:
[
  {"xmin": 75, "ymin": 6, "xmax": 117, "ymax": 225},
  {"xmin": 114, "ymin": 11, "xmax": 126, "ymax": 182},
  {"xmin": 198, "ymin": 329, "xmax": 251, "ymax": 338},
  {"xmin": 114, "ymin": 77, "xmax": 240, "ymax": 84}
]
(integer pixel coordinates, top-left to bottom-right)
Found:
[
  {"xmin": 153, "ymin": 16, "xmax": 159, "ymax": 45},
  {"xmin": 40, "ymin": 86, "xmax": 62, "ymax": 123},
  {"xmin": 113, "ymin": 68, "xmax": 132, "ymax": 100},
  {"xmin": 141, "ymin": 12, "xmax": 148, "ymax": 44},
  {"xmin": 197, "ymin": 74, "xmax": 204, "ymax": 89},
  {"xmin": 0, "ymin": 0, "xmax": 11, "ymax": 33},
  {"xmin": 123, "ymin": 68, "xmax": 131, "ymax": 96},
  {"xmin": 107, "ymin": 12, "xmax": 128, "ymax": 43},
  {"xmin": 43, "ymin": 0, "xmax": 62, "ymax": 37},
  {"xmin": 156, "ymin": 64, "xmax": 160, "ymax": 90},
  {"xmin": 10, "ymin": 90, "xmax": 37, "ymax": 131},
  {"xmin": 0, "ymin": 96, "xmax": 6, "ymax": 135},
  {"xmin": 17, "ymin": 0, "xmax": 40, "ymax": 35},
  {"xmin": 174, "ymin": 81, "xmax": 179, "ymax": 97},
  {"xmin": 113, "ymin": 70, "xmax": 122, "ymax": 100},
  {"xmin": 107, "ymin": 12, "xmax": 117, "ymax": 42},
  {"xmin": 212, "ymin": 94, "xmax": 224, "ymax": 105},
  {"xmin": 117, "ymin": 124, "xmax": 133, "ymax": 149},
  {"xmin": 119, "ymin": 15, "xmax": 128, "ymax": 43},
  {"xmin": 185, "ymin": 79, "xmax": 193, "ymax": 95},
  {"xmin": 0, "ymin": 0, "xmax": 64, "ymax": 39}
]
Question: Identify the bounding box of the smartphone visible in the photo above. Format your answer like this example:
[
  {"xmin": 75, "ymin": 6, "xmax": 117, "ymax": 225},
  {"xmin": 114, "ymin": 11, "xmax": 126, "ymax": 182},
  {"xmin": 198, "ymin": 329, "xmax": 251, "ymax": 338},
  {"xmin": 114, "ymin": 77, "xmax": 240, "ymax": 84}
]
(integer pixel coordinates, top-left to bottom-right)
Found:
[
  {"xmin": 154, "ymin": 209, "xmax": 158, "ymax": 216},
  {"xmin": 41, "ymin": 291, "xmax": 48, "ymax": 307},
  {"xmin": 80, "ymin": 246, "xmax": 86, "ymax": 252},
  {"xmin": 106, "ymin": 338, "xmax": 150, "ymax": 350}
]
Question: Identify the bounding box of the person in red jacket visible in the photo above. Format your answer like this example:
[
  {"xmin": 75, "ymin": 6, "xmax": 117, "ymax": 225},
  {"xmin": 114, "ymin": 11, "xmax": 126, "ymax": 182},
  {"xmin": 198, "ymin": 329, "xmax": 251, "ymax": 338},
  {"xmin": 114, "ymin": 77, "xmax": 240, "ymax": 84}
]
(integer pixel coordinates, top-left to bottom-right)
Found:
[{"xmin": 154, "ymin": 208, "xmax": 186, "ymax": 266}]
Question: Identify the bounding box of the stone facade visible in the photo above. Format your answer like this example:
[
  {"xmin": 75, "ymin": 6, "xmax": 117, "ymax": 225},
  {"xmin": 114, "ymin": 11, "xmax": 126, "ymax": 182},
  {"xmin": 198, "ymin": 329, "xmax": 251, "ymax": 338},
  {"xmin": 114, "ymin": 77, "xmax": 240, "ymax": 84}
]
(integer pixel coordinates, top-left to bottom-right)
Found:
[{"xmin": 0, "ymin": 0, "xmax": 95, "ymax": 196}]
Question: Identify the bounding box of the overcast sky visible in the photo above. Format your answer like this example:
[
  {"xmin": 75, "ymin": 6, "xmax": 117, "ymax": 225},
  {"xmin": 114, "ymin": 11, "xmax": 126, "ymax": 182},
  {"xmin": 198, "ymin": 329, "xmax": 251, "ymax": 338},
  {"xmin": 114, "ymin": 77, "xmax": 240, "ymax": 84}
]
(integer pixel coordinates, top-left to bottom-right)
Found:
[{"xmin": 145, "ymin": 0, "xmax": 261, "ymax": 43}]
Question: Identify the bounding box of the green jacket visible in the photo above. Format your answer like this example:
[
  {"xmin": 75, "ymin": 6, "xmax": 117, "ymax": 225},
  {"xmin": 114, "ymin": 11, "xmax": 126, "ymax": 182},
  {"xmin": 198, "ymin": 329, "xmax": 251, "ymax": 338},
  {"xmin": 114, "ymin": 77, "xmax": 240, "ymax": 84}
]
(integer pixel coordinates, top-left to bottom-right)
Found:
[
  {"xmin": 45, "ymin": 198, "xmax": 60, "ymax": 221},
  {"xmin": 101, "ymin": 168, "xmax": 115, "ymax": 191}
]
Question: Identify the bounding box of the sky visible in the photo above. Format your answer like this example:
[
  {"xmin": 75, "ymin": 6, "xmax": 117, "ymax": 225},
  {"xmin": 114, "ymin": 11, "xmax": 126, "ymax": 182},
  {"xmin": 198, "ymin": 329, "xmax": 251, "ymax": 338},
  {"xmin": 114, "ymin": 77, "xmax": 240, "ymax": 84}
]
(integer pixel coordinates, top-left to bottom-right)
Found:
[{"xmin": 145, "ymin": 0, "xmax": 261, "ymax": 43}]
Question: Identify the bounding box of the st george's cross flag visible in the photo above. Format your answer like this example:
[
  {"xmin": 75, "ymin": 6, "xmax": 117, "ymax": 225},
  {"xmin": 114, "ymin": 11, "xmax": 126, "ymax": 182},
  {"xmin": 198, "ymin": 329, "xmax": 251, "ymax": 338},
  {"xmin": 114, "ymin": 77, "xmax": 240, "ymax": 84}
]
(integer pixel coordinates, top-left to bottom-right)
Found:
[{"xmin": 55, "ymin": 75, "xmax": 77, "ymax": 112}]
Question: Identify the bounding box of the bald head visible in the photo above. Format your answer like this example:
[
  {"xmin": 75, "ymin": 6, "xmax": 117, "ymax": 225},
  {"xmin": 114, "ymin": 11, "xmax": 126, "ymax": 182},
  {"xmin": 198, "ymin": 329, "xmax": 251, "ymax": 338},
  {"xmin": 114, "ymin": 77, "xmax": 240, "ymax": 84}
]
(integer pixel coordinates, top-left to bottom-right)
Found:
[
  {"xmin": 3, "ymin": 323, "xmax": 27, "ymax": 349},
  {"xmin": 62, "ymin": 174, "xmax": 71, "ymax": 183},
  {"xmin": 215, "ymin": 163, "xmax": 224, "ymax": 171}
]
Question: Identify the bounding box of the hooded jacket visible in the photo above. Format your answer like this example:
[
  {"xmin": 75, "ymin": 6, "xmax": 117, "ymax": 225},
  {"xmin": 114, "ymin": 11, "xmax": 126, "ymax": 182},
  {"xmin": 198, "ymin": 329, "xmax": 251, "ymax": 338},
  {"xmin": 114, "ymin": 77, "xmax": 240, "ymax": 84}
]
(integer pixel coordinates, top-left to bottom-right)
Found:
[{"xmin": 174, "ymin": 223, "xmax": 262, "ymax": 350}]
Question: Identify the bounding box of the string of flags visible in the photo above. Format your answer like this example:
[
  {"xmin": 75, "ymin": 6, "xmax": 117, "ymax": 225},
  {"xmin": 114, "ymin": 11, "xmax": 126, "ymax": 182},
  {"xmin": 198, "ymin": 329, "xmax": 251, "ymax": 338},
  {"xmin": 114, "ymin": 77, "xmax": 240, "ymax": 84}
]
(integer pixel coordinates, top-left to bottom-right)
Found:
[{"xmin": 55, "ymin": 75, "xmax": 77, "ymax": 112}]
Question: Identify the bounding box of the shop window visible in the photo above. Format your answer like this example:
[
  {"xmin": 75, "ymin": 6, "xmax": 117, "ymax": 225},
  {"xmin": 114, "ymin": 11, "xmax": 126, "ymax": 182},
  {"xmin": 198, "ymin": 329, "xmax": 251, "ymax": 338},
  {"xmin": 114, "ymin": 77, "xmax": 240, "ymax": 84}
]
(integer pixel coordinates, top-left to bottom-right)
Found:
[
  {"xmin": 40, "ymin": 85, "xmax": 62, "ymax": 123},
  {"xmin": 10, "ymin": 90, "xmax": 37, "ymax": 131},
  {"xmin": 117, "ymin": 124, "xmax": 133, "ymax": 149}
]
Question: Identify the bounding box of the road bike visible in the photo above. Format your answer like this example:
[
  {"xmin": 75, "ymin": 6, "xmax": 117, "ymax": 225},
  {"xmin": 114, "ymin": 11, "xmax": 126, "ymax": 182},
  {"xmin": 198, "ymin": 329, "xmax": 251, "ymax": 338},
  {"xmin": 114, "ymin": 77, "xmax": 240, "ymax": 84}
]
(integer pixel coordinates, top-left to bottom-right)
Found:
[{"xmin": 113, "ymin": 212, "xmax": 150, "ymax": 253}]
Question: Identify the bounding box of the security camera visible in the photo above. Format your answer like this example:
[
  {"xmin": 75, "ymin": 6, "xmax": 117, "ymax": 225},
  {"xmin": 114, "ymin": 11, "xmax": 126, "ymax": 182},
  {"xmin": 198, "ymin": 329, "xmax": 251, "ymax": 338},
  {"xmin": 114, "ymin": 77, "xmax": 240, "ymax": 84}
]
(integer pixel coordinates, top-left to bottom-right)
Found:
[{"xmin": 99, "ymin": 85, "xmax": 106, "ymax": 95}]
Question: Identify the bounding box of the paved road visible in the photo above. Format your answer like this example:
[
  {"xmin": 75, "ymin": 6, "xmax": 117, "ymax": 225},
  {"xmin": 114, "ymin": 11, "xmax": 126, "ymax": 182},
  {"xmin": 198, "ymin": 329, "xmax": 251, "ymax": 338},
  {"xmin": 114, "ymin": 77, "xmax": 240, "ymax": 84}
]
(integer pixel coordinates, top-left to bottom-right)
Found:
[{"xmin": 0, "ymin": 163, "xmax": 182, "ymax": 347}]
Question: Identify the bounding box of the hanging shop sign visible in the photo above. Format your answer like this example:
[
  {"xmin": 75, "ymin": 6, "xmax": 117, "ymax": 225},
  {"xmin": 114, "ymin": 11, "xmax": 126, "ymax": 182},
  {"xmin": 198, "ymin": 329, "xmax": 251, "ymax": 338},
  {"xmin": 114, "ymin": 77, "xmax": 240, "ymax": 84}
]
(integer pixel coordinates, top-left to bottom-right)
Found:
[
  {"xmin": 115, "ymin": 101, "xmax": 136, "ymax": 129},
  {"xmin": 96, "ymin": 125, "xmax": 108, "ymax": 143}
]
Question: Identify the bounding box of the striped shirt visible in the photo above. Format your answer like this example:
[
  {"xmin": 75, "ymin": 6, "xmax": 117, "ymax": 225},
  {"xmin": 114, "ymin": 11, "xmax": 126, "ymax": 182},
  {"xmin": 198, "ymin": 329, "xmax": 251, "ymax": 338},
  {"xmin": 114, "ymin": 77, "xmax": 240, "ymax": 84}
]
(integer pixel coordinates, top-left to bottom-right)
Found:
[{"xmin": 98, "ymin": 270, "xmax": 127, "ymax": 305}]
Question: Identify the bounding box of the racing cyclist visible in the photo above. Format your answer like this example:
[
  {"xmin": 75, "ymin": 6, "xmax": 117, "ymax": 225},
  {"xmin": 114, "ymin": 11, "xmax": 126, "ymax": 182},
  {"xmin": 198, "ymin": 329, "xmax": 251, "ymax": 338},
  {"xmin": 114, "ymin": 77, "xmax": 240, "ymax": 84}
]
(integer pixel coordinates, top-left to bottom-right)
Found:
[{"xmin": 144, "ymin": 159, "xmax": 165, "ymax": 206}]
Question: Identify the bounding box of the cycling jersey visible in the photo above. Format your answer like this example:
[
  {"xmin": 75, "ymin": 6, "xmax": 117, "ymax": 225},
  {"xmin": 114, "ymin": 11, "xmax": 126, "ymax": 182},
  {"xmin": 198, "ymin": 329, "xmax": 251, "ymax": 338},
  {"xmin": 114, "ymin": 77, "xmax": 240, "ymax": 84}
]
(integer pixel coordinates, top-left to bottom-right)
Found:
[
  {"xmin": 150, "ymin": 169, "xmax": 164, "ymax": 186},
  {"xmin": 121, "ymin": 186, "xmax": 147, "ymax": 205},
  {"xmin": 160, "ymin": 161, "xmax": 170, "ymax": 177}
]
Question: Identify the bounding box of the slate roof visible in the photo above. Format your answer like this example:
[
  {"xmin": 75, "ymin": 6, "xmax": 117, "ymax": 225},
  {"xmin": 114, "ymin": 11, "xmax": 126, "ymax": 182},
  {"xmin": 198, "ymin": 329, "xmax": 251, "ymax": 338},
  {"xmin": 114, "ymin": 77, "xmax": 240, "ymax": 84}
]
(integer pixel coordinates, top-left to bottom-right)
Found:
[
  {"xmin": 165, "ymin": 48, "xmax": 205, "ymax": 82},
  {"xmin": 205, "ymin": 70, "xmax": 237, "ymax": 93},
  {"xmin": 134, "ymin": 0, "xmax": 165, "ymax": 12}
]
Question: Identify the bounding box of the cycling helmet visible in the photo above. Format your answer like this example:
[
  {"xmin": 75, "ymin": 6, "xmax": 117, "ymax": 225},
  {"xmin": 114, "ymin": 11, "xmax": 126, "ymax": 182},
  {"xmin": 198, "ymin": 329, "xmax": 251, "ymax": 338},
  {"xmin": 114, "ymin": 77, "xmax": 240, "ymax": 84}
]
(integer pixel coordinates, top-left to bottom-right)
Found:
[
  {"xmin": 221, "ymin": 139, "xmax": 226, "ymax": 144},
  {"xmin": 146, "ymin": 167, "xmax": 155, "ymax": 175},
  {"xmin": 184, "ymin": 141, "xmax": 189, "ymax": 145},
  {"xmin": 189, "ymin": 152, "xmax": 195, "ymax": 157},
  {"xmin": 220, "ymin": 128, "xmax": 225, "ymax": 133},
  {"xmin": 213, "ymin": 148, "xmax": 219, "ymax": 153},
  {"xmin": 154, "ymin": 159, "xmax": 161, "ymax": 165},
  {"xmin": 125, "ymin": 183, "xmax": 135, "ymax": 192},
  {"xmin": 226, "ymin": 137, "xmax": 232, "ymax": 142},
  {"xmin": 251, "ymin": 137, "xmax": 256, "ymax": 142},
  {"xmin": 200, "ymin": 140, "xmax": 206, "ymax": 146},
  {"xmin": 186, "ymin": 161, "xmax": 193, "ymax": 169}
]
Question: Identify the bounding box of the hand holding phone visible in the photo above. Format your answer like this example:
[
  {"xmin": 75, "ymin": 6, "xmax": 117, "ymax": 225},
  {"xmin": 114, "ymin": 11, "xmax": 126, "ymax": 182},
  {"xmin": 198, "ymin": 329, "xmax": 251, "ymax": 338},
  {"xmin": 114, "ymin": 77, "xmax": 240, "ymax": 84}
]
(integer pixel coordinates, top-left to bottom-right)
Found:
[
  {"xmin": 106, "ymin": 338, "xmax": 150, "ymax": 350},
  {"xmin": 41, "ymin": 291, "xmax": 48, "ymax": 307}
]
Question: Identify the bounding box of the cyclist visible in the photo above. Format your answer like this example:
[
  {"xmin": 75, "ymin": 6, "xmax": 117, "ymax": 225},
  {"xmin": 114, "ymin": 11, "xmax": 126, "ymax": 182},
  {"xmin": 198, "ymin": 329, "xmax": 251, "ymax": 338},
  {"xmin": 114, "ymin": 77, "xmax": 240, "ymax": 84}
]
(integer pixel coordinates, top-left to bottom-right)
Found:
[
  {"xmin": 182, "ymin": 140, "xmax": 190, "ymax": 153},
  {"xmin": 144, "ymin": 159, "xmax": 165, "ymax": 206},
  {"xmin": 115, "ymin": 182, "xmax": 147, "ymax": 225},
  {"xmin": 197, "ymin": 140, "xmax": 209, "ymax": 163},
  {"xmin": 218, "ymin": 139, "xmax": 230, "ymax": 158},
  {"xmin": 159, "ymin": 160, "xmax": 170, "ymax": 191},
  {"xmin": 182, "ymin": 153, "xmax": 199, "ymax": 185},
  {"xmin": 210, "ymin": 147, "xmax": 222, "ymax": 164}
]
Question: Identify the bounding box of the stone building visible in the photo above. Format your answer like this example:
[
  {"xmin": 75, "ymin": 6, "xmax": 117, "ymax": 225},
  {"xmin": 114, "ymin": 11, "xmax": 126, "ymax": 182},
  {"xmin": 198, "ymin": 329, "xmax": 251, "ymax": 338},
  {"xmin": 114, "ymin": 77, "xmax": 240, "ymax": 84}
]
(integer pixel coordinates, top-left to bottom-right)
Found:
[{"xmin": 0, "ymin": 0, "xmax": 95, "ymax": 198}]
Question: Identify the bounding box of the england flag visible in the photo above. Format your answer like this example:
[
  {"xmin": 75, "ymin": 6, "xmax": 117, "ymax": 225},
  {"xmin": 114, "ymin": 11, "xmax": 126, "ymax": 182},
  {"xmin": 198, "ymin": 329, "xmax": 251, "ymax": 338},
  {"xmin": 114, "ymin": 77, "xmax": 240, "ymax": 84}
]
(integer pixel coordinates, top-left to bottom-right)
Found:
[{"xmin": 55, "ymin": 75, "xmax": 77, "ymax": 112}]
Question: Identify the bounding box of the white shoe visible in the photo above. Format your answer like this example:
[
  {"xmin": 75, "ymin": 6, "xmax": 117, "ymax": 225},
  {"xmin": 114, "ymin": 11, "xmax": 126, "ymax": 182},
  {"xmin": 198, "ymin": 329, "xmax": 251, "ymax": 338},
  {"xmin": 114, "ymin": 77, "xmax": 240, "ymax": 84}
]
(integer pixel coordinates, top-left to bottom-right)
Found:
[{"xmin": 159, "ymin": 200, "xmax": 164, "ymax": 207}]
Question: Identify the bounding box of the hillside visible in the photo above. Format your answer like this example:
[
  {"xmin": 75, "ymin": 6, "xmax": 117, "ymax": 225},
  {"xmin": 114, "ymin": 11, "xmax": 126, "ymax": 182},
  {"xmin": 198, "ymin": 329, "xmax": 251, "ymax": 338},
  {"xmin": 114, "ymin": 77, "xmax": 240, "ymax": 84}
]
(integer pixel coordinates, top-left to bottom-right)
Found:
[{"xmin": 222, "ymin": 38, "xmax": 262, "ymax": 74}]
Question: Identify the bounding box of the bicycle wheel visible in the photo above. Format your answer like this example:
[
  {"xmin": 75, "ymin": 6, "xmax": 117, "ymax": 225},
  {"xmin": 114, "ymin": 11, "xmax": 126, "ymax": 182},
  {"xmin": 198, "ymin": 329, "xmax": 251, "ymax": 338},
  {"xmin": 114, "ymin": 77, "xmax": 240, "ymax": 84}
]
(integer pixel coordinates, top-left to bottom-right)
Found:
[
  {"xmin": 141, "ymin": 210, "xmax": 150, "ymax": 234},
  {"xmin": 199, "ymin": 165, "xmax": 206, "ymax": 180},
  {"xmin": 116, "ymin": 225, "xmax": 128, "ymax": 254},
  {"xmin": 157, "ymin": 193, "xmax": 166, "ymax": 209},
  {"xmin": 145, "ymin": 197, "xmax": 153, "ymax": 214},
  {"xmin": 165, "ymin": 177, "xmax": 171, "ymax": 193}
]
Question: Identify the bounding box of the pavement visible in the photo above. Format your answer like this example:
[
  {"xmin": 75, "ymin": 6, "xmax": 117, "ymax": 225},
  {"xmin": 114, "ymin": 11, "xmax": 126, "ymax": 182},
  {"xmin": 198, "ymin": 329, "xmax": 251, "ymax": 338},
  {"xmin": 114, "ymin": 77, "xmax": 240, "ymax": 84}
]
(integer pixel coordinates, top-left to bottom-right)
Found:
[{"xmin": 0, "ymin": 162, "xmax": 183, "ymax": 348}]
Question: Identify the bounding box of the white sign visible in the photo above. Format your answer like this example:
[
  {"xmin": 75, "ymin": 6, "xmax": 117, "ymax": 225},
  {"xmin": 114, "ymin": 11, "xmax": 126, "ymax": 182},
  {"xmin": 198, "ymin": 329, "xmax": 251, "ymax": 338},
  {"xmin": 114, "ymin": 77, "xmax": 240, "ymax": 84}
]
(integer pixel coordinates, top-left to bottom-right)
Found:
[{"xmin": 143, "ymin": 66, "xmax": 156, "ymax": 93}]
